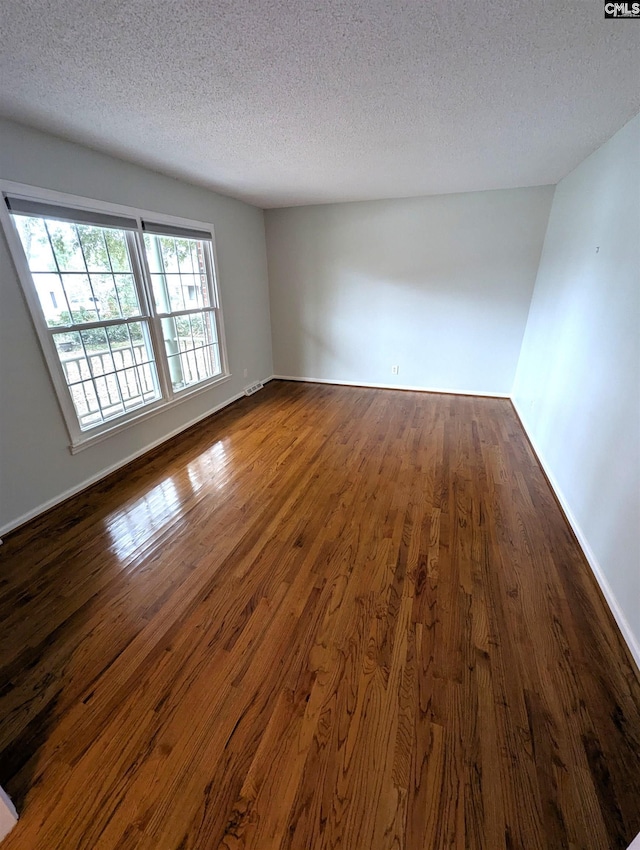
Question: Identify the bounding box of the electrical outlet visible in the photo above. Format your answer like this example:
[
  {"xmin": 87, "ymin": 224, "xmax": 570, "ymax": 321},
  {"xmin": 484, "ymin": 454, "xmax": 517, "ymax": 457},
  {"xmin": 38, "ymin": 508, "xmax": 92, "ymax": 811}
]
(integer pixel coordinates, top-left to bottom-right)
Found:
[
  {"xmin": 391, "ymin": 365, "xmax": 399, "ymax": 375},
  {"xmin": 243, "ymin": 368, "xmax": 248, "ymax": 378}
]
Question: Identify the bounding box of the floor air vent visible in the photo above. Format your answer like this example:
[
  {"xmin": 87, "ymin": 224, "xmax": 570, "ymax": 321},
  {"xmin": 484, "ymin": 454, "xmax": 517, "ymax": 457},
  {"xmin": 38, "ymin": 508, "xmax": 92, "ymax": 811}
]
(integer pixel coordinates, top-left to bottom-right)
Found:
[{"xmin": 244, "ymin": 382, "xmax": 264, "ymax": 396}]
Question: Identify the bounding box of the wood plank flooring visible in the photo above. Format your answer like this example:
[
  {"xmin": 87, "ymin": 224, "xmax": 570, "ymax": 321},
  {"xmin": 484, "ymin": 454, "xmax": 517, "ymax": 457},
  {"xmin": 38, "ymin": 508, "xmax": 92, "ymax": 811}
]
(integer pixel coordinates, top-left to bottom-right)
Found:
[{"xmin": 0, "ymin": 380, "xmax": 639, "ymax": 849}]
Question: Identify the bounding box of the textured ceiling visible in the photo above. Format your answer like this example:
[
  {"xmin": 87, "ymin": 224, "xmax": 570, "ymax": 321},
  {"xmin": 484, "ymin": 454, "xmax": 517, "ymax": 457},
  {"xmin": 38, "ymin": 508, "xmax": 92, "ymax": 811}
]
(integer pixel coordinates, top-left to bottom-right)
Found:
[{"xmin": 1, "ymin": 1, "xmax": 639, "ymax": 208}]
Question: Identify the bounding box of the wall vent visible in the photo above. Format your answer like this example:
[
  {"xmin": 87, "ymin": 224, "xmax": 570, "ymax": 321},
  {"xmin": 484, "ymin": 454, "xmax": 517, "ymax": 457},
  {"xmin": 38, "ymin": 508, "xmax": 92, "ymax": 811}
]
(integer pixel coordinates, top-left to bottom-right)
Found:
[{"xmin": 244, "ymin": 382, "xmax": 264, "ymax": 396}]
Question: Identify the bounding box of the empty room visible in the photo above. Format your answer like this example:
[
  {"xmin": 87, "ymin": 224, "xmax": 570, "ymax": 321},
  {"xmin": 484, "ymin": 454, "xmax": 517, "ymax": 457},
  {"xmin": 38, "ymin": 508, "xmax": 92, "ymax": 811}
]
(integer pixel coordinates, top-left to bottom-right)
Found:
[{"xmin": 0, "ymin": 1, "xmax": 639, "ymax": 848}]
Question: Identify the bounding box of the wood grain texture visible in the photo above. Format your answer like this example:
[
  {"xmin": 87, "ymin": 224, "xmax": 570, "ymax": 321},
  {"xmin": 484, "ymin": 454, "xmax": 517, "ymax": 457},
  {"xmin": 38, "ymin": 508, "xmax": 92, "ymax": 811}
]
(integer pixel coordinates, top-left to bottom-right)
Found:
[{"xmin": 0, "ymin": 380, "xmax": 639, "ymax": 849}]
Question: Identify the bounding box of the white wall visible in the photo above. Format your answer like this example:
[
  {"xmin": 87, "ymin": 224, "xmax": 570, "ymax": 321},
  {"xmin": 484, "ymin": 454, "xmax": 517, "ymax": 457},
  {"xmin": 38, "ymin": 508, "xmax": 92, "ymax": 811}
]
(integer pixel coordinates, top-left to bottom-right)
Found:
[
  {"xmin": 0, "ymin": 119, "xmax": 273, "ymax": 534},
  {"xmin": 265, "ymin": 187, "xmax": 554, "ymax": 395},
  {"xmin": 513, "ymin": 114, "xmax": 640, "ymax": 663}
]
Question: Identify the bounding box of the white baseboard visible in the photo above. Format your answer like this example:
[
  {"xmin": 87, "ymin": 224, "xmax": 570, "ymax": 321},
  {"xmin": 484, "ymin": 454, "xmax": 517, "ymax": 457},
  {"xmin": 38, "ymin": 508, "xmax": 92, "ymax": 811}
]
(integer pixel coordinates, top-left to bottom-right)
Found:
[
  {"xmin": 0, "ymin": 785, "xmax": 18, "ymax": 841},
  {"xmin": 627, "ymin": 831, "xmax": 640, "ymax": 850},
  {"xmin": 511, "ymin": 398, "xmax": 640, "ymax": 671},
  {"xmin": 0, "ymin": 380, "xmax": 273, "ymax": 538},
  {"xmin": 272, "ymin": 374, "xmax": 510, "ymax": 398}
]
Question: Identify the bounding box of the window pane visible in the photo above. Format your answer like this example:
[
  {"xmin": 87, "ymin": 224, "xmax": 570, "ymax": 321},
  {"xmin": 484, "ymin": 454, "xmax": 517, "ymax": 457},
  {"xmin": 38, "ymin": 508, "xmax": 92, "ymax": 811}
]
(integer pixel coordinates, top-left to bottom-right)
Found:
[
  {"xmin": 143, "ymin": 233, "xmax": 161, "ymax": 273},
  {"xmin": 166, "ymin": 354, "xmax": 184, "ymax": 390},
  {"xmin": 180, "ymin": 274, "xmax": 198, "ymax": 308},
  {"xmin": 32, "ymin": 273, "xmax": 68, "ymax": 326},
  {"xmin": 107, "ymin": 324, "xmax": 135, "ymax": 364},
  {"xmin": 210, "ymin": 343, "xmax": 221, "ymax": 374},
  {"xmin": 79, "ymin": 327, "xmax": 114, "ymax": 376},
  {"xmin": 53, "ymin": 321, "xmax": 161, "ymax": 430},
  {"xmin": 54, "ymin": 332, "xmax": 88, "ymax": 384},
  {"xmin": 161, "ymin": 316, "xmax": 178, "ymax": 355},
  {"xmin": 115, "ymin": 274, "xmax": 141, "ymax": 317},
  {"xmin": 106, "ymin": 322, "xmax": 155, "ymax": 368},
  {"xmin": 47, "ymin": 221, "xmax": 85, "ymax": 272},
  {"xmin": 159, "ymin": 236, "xmax": 179, "ymax": 273},
  {"xmin": 161, "ymin": 312, "xmax": 217, "ymax": 358},
  {"xmin": 86, "ymin": 273, "xmax": 141, "ymax": 320},
  {"xmin": 90, "ymin": 273, "xmax": 120, "ymax": 320},
  {"xmin": 105, "ymin": 229, "xmax": 131, "ymax": 273},
  {"xmin": 14, "ymin": 216, "xmax": 57, "ymax": 271},
  {"xmin": 61, "ymin": 273, "xmax": 99, "ymax": 323},
  {"xmin": 135, "ymin": 362, "xmax": 157, "ymax": 400},
  {"xmin": 143, "ymin": 233, "xmax": 211, "ymax": 312},
  {"xmin": 163, "ymin": 311, "xmax": 221, "ymax": 392},
  {"xmin": 178, "ymin": 274, "xmax": 210, "ymax": 309},
  {"xmin": 69, "ymin": 379, "xmax": 101, "ymax": 427},
  {"xmin": 53, "ymin": 330, "xmax": 82, "ymax": 357},
  {"xmin": 77, "ymin": 225, "xmax": 111, "ymax": 272},
  {"xmin": 151, "ymin": 273, "xmax": 184, "ymax": 313},
  {"xmin": 176, "ymin": 315, "xmax": 194, "ymax": 349},
  {"xmin": 75, "ymin": 225, "xmax": 133, "ymax": 274},
  {"xmin": 196, "ymin": 273, "xmax": 211, "ymax": 308},
  {"xmin": 116, "ymin": 367, "xmax": 140, "ymax": 403},
  {"xmin": 14, "ymin": 216, "xmax": 143, "ymax": 329},
  {"xmin": 176, "ymin": 239, "xmax": 195, "ymax": 274},
  {"xmin": 95, "ymin": 374, "xmax": 124, "ymax": 414}
]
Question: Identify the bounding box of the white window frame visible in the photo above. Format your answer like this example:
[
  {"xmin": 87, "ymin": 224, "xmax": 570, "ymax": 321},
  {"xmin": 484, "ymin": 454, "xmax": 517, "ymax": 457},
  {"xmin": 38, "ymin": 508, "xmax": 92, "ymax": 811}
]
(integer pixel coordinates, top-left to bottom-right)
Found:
[{"xmin": 0, "ymin": 180, "xmax": 230, "ymax": 453}]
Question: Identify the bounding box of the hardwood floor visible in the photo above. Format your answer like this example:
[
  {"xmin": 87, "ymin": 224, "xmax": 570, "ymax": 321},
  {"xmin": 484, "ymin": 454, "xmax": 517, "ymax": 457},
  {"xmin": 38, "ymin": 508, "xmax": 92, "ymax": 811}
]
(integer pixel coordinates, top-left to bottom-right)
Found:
[{"xmin": 0, "ymin": 380, "xmax": 639, "ymax": 849}]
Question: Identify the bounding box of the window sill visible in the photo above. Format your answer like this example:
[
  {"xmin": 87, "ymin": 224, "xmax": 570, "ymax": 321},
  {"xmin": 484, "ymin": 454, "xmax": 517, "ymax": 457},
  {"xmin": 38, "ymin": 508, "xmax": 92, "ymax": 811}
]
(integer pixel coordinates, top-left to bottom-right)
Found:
[{"xmin": 69, "ymin": 372, "xmax": 232, "ymax": 454}]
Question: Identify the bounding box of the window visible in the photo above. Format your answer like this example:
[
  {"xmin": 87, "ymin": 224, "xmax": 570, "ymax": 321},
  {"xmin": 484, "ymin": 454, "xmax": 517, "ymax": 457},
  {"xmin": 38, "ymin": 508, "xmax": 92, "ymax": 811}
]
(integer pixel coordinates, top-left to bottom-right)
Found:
[
  {"xmin": 1, "ymin": 185, "xmax": 229, "ymax": 451},
  {"xmin": 143, "ymin": 228, "xmax": 222, "ymax": 393}
]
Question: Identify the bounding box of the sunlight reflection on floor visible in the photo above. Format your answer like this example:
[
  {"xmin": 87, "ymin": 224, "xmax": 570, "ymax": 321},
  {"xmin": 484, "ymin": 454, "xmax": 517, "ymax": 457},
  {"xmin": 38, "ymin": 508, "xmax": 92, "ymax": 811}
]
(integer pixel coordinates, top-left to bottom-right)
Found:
[
  {"xmin": 187, "ymin": 439, "xmax": 230, "ymax": 493},
  {"xmin": 105, "ymin": 440, "xmax": 232, "ymax": 562},
  {"xmin": 106, "ymin": 478, "xmax": 182, "ymax": 562}
]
